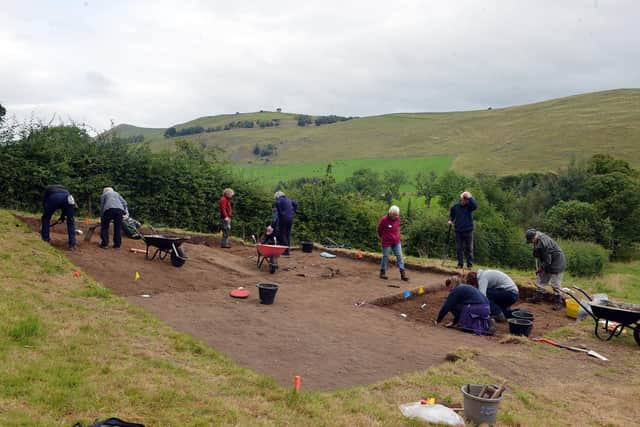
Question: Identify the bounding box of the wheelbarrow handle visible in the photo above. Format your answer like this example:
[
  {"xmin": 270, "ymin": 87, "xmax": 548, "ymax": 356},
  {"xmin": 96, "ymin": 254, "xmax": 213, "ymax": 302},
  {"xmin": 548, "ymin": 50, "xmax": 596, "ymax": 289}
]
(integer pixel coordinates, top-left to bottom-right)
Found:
[
  {"xmin": 572, "ymin": 286, "xmax": 593, "ymax": 301},
  {"xmin": 558, "ymin": 288, "xmax": 596, "ymax": 321}
]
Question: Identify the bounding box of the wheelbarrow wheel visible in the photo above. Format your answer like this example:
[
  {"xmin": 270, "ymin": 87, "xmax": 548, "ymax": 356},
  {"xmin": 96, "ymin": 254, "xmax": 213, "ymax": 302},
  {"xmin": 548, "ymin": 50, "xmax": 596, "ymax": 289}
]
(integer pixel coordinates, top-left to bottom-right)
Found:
[
  {"xmin": 634, "ymin": 326, "xmax": 640, "ymax": 347},
  {"xmin": 270, "ymin": 264, "xmax": 277, "ymax": 274},
  {"xmin": 171, "ymin": 246, "xmax": 187, "ymax": 267}
]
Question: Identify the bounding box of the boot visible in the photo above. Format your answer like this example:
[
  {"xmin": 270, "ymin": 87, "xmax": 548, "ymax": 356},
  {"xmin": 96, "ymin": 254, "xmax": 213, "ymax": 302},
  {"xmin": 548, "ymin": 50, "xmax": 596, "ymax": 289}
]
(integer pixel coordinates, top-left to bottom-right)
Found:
[
  {"xmin": 526, "ymin": 290, "xmax": 544, "ymax": 304},
  {"xmin": 380, "ymin": 270, "xmax": 388, "ymax": 280},
  {"xmin": 493, "ymin": 311, "xmax": 507, "ymax": 323},
  {"xmin": 400, "ymin": 269, "xmax": 409, "ymax": 281},
  {"xmin": 552, "ymin": 294, "xmax": 563, "ymax": 311}
]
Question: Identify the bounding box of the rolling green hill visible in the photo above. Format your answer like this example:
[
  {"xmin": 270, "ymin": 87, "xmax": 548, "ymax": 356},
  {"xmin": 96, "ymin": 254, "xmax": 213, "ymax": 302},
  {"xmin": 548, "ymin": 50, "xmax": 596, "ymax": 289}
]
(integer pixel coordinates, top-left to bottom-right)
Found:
[{"xmin": 112, "ymin": 89, "xmax": 640, "ymax": 176}]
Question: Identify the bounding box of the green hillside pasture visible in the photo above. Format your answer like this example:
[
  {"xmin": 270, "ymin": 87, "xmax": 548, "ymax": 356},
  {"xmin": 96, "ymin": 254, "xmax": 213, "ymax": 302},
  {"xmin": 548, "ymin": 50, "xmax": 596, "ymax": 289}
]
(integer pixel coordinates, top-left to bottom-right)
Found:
[
  {"xmin": 113, "ymin": 89, "xmax": 640, "ymax": 175},
  {"xmin": 235, "ymin": 156, "xmax": 453, "ymax": 190}
]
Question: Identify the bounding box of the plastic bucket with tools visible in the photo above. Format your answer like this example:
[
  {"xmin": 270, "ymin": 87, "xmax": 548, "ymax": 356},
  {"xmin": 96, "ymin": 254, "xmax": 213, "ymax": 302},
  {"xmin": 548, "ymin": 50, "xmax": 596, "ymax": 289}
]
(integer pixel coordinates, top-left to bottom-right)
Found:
[{"xmin": 461, "ymin": 384, "xmax": 505, "ymax": 425}]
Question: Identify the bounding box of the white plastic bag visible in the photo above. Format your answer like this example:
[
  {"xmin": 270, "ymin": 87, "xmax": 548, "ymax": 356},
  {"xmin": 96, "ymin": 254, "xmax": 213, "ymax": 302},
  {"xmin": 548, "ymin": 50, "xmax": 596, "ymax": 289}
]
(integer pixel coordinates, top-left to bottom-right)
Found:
[{"xmin": 399, "ymin": 402, "xmax": 465, "ymax": 426}]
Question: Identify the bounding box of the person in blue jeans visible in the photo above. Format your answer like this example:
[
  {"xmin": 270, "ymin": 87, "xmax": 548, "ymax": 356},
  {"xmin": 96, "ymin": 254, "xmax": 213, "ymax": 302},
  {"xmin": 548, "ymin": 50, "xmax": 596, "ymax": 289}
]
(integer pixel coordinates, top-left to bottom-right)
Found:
[
  {"xmin": 377, "ymin": 205, "xmax": 409, "ymax": 281},
  {"xmin": 448, "ymin": 191, "xmax": 478, "ymax": 269},
  {"xmin": 41, "ymin": 184, "xmax": 77, "ymax": 250}
]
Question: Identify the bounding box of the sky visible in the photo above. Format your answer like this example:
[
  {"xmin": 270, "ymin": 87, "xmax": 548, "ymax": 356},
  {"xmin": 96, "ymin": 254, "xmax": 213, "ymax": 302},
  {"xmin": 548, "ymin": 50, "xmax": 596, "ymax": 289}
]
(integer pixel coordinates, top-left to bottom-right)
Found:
[{"xmin": 1, "ymin": 0, "xmax": 639, "ymax": 131}]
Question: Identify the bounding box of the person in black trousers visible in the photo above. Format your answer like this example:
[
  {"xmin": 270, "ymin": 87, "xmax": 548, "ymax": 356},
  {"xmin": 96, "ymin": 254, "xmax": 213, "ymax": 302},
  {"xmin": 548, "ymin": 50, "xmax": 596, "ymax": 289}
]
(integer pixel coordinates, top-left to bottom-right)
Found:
[
  {"xmin": 448, "ymin": 191, "xmax": 478, "ymax": 269},
  {"xmin": 100, "ymin": 187, "xmax": 129, "ymax": 249},
  {"xmin": 273, "ymin": 191, "xmax": 298, "ymax": 256}
]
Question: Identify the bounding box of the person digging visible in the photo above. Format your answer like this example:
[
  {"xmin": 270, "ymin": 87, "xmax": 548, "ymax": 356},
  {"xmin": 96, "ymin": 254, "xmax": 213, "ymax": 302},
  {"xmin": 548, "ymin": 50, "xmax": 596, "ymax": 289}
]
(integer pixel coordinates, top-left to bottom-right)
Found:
[
  {"xmin": 377, "ymin": 205, "xmax": 409, "ymax": 281},
  {"xmin": 525, "ymin": 229, "xmax": 566, "ymax": 310}
]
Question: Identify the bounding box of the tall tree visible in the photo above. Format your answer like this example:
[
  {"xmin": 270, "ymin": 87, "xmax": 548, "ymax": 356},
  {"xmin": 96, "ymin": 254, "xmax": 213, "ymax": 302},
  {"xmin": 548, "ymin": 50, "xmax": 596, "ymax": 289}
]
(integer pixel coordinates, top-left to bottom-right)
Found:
[
  {"xmin": 382, "ymin": 169, "xmax": 407, "ymax": 205},
  {"xmin": 415, "ymin": 171, "xmax": 438, "ymax": 207}
]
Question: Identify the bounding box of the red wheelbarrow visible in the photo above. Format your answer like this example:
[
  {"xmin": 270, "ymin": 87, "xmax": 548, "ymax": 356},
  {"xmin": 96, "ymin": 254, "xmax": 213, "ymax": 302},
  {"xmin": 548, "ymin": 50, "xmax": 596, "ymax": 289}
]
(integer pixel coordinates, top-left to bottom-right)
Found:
[{"xmin": 256, "ymin": 244, "xmax": 288, "ymax": 274}]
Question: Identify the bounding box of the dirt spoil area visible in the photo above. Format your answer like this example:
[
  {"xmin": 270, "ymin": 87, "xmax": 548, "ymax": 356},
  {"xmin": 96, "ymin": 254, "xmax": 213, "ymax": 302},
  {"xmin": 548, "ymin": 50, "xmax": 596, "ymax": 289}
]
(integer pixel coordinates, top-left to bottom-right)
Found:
[{"xmin": 22, "ymin": 216, "xmax": 639, "ymax": 394}]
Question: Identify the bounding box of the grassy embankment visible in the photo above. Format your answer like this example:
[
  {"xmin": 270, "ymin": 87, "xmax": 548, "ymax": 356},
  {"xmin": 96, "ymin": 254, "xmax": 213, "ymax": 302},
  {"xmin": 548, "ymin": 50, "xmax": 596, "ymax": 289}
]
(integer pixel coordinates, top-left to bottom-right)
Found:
[
  {"xmin": 2, "ymin": 209, "xmax": 639, "ymax": 426},
  {"xmin": 234, "ymin": 156, "xmax": 453, "ymax": 192},
  {"xmin": 115, "ymin": 89, "xmax": 640, "ymax": 176}
]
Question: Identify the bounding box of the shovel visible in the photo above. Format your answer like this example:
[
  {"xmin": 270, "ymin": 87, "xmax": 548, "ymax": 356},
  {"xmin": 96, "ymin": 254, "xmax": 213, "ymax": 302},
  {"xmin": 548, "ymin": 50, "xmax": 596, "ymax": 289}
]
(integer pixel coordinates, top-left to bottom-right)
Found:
[
  {"xmin": 531, "ymin": 337, "xmax": 609, "ymax": 361},
  {"xmin": 441, "ymin": 223, "xmax": 452, "ymax": 266}
]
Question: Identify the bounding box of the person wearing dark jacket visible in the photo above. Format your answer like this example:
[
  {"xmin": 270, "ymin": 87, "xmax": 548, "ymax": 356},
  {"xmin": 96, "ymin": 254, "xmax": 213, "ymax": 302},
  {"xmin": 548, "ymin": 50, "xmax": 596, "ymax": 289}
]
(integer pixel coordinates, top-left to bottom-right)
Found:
[
  {"xmin": 41, "ymin": 184, "xmax": 77, "ymax": 250},
  {"xmin": 448, "ymin": 191, "xmax": 478, "ymax": 269},
  {"xmin": 377, "ymin": 205, "xmax": 409, "ymax": 281},
  {"xmin": 526, "ymin": 229, "xmax": 566, "ymax": 310},
  {"xmin": 219, "ymin": 188, "xmax": 234, "ymax": 248},
  {"xmin": 274, "ymin": 191, "xmax": 298, "ymax": 256},
  {"xmin": 435, "ymin": 280, "xmax": 492, "ymax": 335},
  {"xmin": 100, "ymin": 187, "xmax": 129, "ymax": 249}
]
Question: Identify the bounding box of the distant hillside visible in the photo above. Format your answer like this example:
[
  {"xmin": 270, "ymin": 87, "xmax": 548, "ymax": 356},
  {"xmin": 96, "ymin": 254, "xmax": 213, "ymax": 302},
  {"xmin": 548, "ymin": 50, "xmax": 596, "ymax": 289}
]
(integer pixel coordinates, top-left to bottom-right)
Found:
[{"xmin": 112, "ymin": 89, "xmax": 640, "ymax": 175}]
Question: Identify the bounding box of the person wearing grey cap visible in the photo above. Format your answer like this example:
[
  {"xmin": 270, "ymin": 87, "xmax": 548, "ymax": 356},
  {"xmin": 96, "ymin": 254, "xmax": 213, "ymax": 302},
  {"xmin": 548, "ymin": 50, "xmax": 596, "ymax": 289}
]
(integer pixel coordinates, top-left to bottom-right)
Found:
[
  {"xmin": 525, "ymin": 229, "xmax": 566, "ymax": 310},
  {"xmin": 100, "ymin": 187, "xmax": 129, "ymax": 249}
]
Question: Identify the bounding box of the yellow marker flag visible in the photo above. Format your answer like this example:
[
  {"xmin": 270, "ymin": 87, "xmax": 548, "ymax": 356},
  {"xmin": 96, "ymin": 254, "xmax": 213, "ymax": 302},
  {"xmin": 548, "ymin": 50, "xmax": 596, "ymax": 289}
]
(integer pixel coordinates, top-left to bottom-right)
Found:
[
  {"xmin": 135, "ymin": 271, "xmax": 140, "ymax": 281},
  {"xmin": 418, "ymin": 287, "xmax": 425, "ymax": 295}
]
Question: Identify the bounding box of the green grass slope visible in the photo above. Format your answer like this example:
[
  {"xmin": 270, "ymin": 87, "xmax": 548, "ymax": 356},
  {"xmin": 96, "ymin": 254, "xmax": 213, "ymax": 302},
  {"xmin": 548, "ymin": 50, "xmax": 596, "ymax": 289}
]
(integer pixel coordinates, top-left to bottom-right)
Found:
[{"xmin": 114, "ymin": 89, "xmax": 640, "ymax": 175}]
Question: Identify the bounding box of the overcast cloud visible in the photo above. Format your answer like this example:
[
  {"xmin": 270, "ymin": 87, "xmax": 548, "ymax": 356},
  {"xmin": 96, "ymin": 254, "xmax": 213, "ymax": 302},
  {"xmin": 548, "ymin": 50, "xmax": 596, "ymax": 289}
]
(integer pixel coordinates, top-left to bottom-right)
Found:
[{"xmin": 1, "ymin": 0, "xmax": 639, "ymax": 131}]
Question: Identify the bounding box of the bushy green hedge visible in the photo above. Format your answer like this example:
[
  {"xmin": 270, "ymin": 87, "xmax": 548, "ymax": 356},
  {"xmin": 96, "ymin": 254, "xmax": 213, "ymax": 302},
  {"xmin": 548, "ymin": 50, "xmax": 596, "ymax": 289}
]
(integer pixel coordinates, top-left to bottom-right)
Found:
[
  {"xmin": 288, "ymin": 179, "xmax": 383, "ymax": 250},
  {"xmin": 559, "ymin": 239, "xmax": 609, "ymax": 276}
]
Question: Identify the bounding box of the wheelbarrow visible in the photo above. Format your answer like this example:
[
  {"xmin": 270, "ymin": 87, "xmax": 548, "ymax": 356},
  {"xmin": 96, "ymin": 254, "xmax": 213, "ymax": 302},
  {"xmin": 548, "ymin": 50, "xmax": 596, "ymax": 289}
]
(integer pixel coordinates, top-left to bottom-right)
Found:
[
  {"xmin": 255, "ymin": 243, "xmax": 288, "ymax": 274},
  {"xmin": 559, "ymin": 286, "xmax": 640, "ymax": 346},
  {"xmin": 141, "ymin": 234, "xmax": 190, "ymax": 267}
]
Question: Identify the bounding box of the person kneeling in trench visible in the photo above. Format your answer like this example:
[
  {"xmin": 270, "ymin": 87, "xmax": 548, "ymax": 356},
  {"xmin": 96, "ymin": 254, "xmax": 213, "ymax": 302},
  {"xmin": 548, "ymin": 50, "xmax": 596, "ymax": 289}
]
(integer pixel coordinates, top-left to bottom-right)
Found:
[
  {"xmin": 435, "ymin": 277, "xmax": 494, "ymax": 335},
  {"xmin": 465, "ymin": 270, "xmax": 519, "ymax": 323}
]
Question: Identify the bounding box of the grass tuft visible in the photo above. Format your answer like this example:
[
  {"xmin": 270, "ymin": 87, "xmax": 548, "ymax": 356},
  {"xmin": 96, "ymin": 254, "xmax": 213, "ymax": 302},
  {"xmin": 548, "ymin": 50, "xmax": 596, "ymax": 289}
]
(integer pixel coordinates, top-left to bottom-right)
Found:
[{"xmin": 8, "ymin": 315, "xmax": 44, "ymax": 346}]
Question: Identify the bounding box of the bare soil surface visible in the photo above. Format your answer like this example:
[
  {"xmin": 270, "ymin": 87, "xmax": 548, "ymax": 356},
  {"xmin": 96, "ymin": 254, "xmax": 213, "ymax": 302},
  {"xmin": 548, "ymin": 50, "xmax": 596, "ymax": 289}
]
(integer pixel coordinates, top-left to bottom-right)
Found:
[{"xmin": 23, "ymin": 216, "xmax": 639, "ymax": 397}]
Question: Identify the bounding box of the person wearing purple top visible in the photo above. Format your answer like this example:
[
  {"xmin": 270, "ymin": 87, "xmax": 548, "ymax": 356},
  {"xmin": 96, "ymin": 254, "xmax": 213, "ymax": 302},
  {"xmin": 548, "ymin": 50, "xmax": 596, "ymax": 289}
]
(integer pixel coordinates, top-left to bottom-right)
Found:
[
  {"xmin": 273, "ymin": 191, "xmax": 298, "ymax": 256},
  {"xmin": 435, "ymin": 279, "xmax": 493, "ymax": 335}
]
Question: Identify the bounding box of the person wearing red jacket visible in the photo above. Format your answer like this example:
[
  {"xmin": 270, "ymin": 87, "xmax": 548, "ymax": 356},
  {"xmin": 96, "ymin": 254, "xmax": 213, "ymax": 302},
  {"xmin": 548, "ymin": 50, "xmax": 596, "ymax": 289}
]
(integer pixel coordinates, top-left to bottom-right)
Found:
[
  {"xmin": 377, "ymin": 205, "xmax": 409, "ymax": 281},
  {"xmin": 219, "ymin": 188, "xmax": 234, "ymax": 248}
]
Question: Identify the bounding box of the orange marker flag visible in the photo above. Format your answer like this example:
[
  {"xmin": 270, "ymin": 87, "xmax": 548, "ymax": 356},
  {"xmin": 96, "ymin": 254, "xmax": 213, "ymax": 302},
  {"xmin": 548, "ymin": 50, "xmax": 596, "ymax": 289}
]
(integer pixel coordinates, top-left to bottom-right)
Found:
[
  {"xmin": 356, "ymin": 250, "xmax": 363, "ymax": 259},
  {"xmin": 84, "ymin": 217, "xmax": 90, "ymax": 226},
  {"xmin": 293, "ymin": 375, "xmax": 301, "ymax": 392},
  {"xmin": 73, "ymin": 271, "xmax": 81, "ymax": 277}
]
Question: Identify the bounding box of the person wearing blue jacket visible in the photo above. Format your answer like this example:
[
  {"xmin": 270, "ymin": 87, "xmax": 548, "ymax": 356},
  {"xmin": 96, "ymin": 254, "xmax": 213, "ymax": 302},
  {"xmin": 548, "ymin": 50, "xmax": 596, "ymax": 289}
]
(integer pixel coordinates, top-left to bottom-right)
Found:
[
  {"xmin": 273, "ymin": 191, "xmax": 298, "ymax": 256},
  {"xmin": 448, "ymin": 191, "xmax": 478, "ymax": 269},
  {"xmin": 435, "ymin": 278, "xmax": 492, "ymax": 335},
  {"xmin": 41, "ymin": 184, "xmax": 77, "ymax": 250}
]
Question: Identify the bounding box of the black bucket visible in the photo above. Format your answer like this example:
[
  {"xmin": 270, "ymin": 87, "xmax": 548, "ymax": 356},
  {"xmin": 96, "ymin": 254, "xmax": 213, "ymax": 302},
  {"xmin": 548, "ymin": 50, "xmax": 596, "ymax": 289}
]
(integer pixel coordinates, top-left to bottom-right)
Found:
[
  {"xmin": 508, "ymin": 318, "xmax": 533, "ymax": 336},
  {"xmin": 257, "ymin": 283, "xmax": 279, "ymax": 305},
  {"xmin": 511, "ymin": 309, "xmax": 534, "ymax": 321},
  {"xmin": 301, "ymin": 241, "xmax": 313, "ymax": 253}
]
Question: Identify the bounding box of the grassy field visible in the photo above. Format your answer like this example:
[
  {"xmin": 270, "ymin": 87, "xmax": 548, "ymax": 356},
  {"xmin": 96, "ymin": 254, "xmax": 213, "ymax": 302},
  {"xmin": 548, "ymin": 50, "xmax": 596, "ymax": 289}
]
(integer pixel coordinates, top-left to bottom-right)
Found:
[
  {"xmin": 2, "ymin": 209, "xmax": 640, "ymax": 426},
  {"xmin": 234, "ymin": 156, "xmax": 453, "ymax": 189},
  {"xmin": 113, "ymin": 89, "xmax": 640, "ymax": 175}
]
